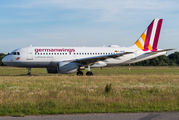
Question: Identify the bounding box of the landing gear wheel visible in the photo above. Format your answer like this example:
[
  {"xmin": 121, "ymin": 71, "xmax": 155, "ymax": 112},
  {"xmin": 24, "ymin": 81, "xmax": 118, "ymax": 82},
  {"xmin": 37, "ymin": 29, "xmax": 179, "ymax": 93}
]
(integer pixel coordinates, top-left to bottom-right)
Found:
[
  {"xmin": 76, "ymin": 71, "xmax": 83, "ymax": 76},
  {"xmin": 86, "ymin": 71, "xmax": 93, "ymax": 76},
  {"xmin": 27, "ymin": 68, "xmax": 31, "ymax": 76},
  {"xmin": 27, "ymin": 73, "xmax": 31, "ymax": 76}
]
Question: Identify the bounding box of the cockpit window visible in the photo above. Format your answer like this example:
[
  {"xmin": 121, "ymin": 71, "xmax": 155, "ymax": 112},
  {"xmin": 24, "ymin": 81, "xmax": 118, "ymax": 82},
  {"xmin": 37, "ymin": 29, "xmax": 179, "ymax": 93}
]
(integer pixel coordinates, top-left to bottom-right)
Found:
[
  {"xmin": 10, "ymin": 52, "xmax": 20, "ymax": 55},
  {"xmin": 10, "ymin": 52, "xmax": 16, "ymax": 55}
]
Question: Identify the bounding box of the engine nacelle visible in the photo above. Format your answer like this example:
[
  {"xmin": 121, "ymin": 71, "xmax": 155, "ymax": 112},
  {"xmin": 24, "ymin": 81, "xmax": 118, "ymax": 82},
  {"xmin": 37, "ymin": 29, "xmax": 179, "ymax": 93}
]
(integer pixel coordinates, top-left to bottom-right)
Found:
[
  {"xmin": 46, "ymin": 68, "xmax": 58, "ymax": 74},
  {"xmin": 91, "ymin": 61, "xmax": 107, "ymax": 68},
  {"xmin": 58, "ymin": 62, "xmax": 78, "ymax": 74}
]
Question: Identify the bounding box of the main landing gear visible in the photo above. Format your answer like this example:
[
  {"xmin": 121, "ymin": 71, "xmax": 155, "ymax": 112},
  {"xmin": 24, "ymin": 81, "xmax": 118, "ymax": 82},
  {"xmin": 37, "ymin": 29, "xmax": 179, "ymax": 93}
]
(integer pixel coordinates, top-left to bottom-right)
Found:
[
  {"xmin": 27, "ymin": 68, "xmax": 31, "ymax": 76},
  {"xmin": 86, "ymin": 65, "xmax": 93, "ymax": 76},
  {"xmin": 76, "ymin": 65, "xmax": 93, "ymax": 76},
  {"xmin": 76, "ymin": 71, "xmax": 93, "ymax": 76},
  {"xmin": 86, "ymin": 71, "xmax": 93, "ymax": 76},
  {"xmin": 76, "ymin": 71, "xmax": 83, "ymax": 76}
]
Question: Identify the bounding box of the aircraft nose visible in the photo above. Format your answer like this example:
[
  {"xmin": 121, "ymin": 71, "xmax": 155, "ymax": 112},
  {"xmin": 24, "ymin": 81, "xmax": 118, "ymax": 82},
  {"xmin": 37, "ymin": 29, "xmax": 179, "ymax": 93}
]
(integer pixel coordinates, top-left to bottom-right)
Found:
[{"xmin": 2, "ymin": 56, "xmax": 9, "ymax": 65}]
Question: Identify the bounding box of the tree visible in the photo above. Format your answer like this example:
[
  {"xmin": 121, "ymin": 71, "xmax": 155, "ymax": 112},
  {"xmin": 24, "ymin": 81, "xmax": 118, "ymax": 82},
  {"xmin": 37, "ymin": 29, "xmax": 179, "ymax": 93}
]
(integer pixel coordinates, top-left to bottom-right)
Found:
[{"xmin": 0, "ymin": 53, "xmax": 8, "ymax": 66}]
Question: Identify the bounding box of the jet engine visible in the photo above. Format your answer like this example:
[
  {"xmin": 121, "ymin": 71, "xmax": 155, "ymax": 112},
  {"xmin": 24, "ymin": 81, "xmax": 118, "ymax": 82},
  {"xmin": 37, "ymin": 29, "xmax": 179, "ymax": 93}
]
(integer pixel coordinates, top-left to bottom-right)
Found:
[
  {"xmin": 57, "ymin": 62, "xmax": 78, "ymax": 74},
  {"xmin": 91, "ymin": 61, "xmax": 107, "ymax": 68},
  {"xmin": 46, "ymin": 68, "xmax": 58, "ymax": 73}
]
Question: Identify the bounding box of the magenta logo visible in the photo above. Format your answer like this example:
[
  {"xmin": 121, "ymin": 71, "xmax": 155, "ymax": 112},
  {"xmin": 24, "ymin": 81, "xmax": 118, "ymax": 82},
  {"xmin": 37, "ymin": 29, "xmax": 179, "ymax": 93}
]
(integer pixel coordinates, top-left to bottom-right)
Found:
[
  {"xmin": 15, "ymin": 57, "xmax": 20, "ymax": 60},
  {"xmin": 34, "ymin": 48, "xmax": 75, "ymax": 53}
]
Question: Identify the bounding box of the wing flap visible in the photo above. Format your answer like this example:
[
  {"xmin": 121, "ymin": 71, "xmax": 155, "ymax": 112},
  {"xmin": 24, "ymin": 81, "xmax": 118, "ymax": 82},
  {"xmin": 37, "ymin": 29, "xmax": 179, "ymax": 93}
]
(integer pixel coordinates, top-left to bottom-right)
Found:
[{"xmin": 65, "ymin": 52, "xmax": 132, "ymax": 64}]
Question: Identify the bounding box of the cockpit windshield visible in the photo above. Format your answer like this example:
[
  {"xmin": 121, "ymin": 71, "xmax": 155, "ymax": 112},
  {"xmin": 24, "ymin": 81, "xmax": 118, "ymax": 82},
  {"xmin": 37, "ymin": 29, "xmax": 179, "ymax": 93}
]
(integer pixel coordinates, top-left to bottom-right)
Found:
[{"xmin": 10, "ymin": 52, "xmax": 20, "ymax": 55}]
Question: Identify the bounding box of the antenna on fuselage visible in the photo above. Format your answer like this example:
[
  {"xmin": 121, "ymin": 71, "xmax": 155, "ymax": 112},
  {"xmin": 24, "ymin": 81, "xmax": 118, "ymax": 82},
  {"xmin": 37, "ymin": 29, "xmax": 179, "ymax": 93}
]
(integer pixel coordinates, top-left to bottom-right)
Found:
[{"xmin": 30, "ymin": 44, "xmax": 32, "ymax": 47}]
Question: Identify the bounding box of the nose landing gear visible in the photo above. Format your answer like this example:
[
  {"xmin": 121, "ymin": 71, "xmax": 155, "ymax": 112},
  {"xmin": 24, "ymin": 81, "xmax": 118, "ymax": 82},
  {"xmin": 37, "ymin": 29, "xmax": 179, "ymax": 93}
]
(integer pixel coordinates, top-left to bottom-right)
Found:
[{"xmin": 27, "ymin": 68, "xmax": 31, "ymax": 76}]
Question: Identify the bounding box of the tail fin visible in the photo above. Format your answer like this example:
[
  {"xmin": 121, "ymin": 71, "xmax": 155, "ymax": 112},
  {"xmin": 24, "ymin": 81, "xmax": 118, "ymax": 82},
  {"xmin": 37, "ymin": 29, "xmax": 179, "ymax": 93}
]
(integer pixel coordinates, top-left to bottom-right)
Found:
[{"xmin": 135, "ymin": 19, "xmax": 163, "ymax": 51}]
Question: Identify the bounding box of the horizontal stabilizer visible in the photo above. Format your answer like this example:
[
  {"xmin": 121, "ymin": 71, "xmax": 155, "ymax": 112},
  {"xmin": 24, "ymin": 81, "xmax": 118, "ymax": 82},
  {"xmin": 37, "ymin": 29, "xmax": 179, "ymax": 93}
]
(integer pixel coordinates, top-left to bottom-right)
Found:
[{"xmin": 146, "ymin": 49, "xmax": 174, "ymax": 55}]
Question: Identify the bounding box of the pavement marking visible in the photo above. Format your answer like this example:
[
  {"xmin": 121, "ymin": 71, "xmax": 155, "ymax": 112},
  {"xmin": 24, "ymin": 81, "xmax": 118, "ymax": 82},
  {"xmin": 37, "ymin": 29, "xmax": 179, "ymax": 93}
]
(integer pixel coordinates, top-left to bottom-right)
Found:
[{"xmin": 139, "ymin": 114, "xmax": 160, "ymax": 120}]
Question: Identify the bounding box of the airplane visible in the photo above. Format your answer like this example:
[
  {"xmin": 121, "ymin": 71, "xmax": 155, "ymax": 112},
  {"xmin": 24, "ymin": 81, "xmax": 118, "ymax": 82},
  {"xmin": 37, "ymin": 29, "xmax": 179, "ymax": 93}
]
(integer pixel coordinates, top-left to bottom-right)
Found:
[{"xmin": 2, "ymin": 19, "xmax": 174, "ymax": 76}]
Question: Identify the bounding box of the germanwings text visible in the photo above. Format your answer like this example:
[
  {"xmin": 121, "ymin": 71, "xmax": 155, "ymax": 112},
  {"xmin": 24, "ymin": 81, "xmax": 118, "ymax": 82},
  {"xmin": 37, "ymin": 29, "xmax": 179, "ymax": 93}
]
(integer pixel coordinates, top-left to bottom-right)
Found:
[{"xmin": 34, "ymin": 48, "xmax": 75, "ymax": 53}]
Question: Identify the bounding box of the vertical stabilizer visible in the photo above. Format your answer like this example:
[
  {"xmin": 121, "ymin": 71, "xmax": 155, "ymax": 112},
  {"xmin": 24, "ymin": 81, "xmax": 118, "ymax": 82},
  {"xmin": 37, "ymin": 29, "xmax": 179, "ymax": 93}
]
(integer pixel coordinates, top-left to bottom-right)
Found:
[{"xmin": 135, "ymin": 19, "xmax": 163, "ymax": 51}]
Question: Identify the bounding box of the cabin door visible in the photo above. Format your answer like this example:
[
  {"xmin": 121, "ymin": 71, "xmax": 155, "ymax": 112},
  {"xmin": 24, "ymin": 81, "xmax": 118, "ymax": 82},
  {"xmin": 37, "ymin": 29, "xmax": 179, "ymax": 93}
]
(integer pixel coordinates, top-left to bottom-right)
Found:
[{"xmin": 27, "ymin": 48, "xmax": 33, "ymax": 60}]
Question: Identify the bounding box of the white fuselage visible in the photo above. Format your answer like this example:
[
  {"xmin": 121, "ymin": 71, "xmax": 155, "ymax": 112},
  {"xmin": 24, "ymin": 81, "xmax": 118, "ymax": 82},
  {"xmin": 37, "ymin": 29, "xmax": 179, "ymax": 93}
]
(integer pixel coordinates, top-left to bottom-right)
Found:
[{"xmin": 2, "ymin": 45, "xmax": 166, "ymax": 68}]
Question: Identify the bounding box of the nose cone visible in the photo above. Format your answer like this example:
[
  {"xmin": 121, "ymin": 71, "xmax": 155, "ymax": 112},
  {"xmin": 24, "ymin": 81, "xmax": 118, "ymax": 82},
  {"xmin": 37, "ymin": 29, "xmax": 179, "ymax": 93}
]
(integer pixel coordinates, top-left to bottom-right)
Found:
[{"xmin": 2, "ymin": 56, "xmax": 9, "ymax": 65}]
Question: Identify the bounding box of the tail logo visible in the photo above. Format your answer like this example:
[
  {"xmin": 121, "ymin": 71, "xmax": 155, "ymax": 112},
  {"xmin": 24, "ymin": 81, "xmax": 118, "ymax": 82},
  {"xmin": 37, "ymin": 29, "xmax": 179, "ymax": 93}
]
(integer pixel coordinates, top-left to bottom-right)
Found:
[{"xmin": 135, "ymin": 19, "xmax": 163, "ymax": 52}]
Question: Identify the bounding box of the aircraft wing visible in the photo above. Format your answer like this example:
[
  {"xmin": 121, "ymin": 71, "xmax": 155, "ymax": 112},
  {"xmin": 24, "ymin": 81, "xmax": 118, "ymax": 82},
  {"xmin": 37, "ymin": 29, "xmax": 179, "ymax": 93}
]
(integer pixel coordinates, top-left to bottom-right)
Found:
[
  {"xmin": 65, "ymin": 52, "xmax": 132, "ymax": 65},
  {"xmin": 146, "ymin": 49, "xmax": 174, "ymax": 55}
]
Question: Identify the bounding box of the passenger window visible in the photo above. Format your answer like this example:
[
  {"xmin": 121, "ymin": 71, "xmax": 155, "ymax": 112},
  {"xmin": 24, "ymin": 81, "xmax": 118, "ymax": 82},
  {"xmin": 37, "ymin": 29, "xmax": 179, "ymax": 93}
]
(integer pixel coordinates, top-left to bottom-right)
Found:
[
  {"xmin": 82, "ymin": 53, "xmax": 84, "ymax": 55},
  {"xmin": 74, "ymin": 53, "xmax": 75, "ymax": 55},
  {"xmin": 41, "ymin": 53, "xmax": 42, "ymax": 55},
  {"xmin": 95, "ymin": 53, "xmax": 97, "ymax": 55},
  {"xmin": 46, "ymin": 53, "xmax": 48, "ymax": 55},
  {"xmin": 79, "ymin": 53, "xmax": 81, "ymax": 55},
  {"xmin": 35, "ymin": 53, "xmax": 37, "ymax": 55},
  {"xmin": 49, "ymin": 53, "xmax": 51, "ymax": 55},
  {"xmin": 43, "ymin": 53, "xmax": 45, "ymax": 55},
  {"xmin": 63, "ymin": 53, "xmax": 64, "ymax": 55},
  {"xmin": 52, "ymin": 53, "xmax": 53, "ymax": 55},
  {"xmin": 77, "ymin": 53, "xmax": 78, "ymax": 55},
  {"xmin": 87, "ymin": 53, "xmax": 89, "ymax": 55},
  {"xmin": 38, "ymin": 53, "xmax": 39, "ymax": 55},
  {"xmin": 54, "ymin": 53, "xmax": 56, "ymax": 55},
  {"xmin": 57, "ymin": 53, "xmax": 59, "ymax": 55},
  {"xmin": 69, "ymin": 53, "xmax": 71, "ymax": 55},
  {"xmin": 65, "ymin": 53, "xmax": 67, "ymax": 55}
]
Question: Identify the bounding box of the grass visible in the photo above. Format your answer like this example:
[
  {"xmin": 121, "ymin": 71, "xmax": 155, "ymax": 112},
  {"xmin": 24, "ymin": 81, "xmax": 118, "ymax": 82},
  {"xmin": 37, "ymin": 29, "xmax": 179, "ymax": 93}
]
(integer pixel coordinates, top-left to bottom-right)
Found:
[{"xmin": 0, "ymin": 66, "xmax": 179, "ymax": 115}]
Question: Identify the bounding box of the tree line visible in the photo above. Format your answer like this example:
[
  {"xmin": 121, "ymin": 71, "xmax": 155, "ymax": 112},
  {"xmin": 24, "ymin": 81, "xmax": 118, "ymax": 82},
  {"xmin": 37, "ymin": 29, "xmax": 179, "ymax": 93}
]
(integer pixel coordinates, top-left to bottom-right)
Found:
[
  {"xmin": 131, "ymin": 52, "xmax": 179, "ymax": 66},
  {"xmin": 0, "ymin": 52, "xmax": 179, "ymax": 66},
  {"xmin": 0, "ymin": 53, "xmax": 9, "ymax": 66}
]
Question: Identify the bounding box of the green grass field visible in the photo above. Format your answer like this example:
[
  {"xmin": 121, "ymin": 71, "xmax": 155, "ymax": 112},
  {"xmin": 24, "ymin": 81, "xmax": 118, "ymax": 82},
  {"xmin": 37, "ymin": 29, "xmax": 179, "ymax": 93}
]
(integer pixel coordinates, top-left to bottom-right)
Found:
[{"xmin": 0, "ymin": 66, "xmax": 179, "ymax": 116}]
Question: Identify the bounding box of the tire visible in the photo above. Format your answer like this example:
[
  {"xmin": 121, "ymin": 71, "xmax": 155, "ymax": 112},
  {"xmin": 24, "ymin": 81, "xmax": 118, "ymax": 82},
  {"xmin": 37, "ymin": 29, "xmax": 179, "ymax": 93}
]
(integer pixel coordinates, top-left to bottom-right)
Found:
[
  {"xmin": 27, "ymin": 73, "xmax": 31, "ymax": 76},
  {"xmin": 86, "ymin": 71, "xmax": 93, "ymax": 76},
  {"xmin": 77, "ymin": 71, "xmax": 83, "ymax": 76}
]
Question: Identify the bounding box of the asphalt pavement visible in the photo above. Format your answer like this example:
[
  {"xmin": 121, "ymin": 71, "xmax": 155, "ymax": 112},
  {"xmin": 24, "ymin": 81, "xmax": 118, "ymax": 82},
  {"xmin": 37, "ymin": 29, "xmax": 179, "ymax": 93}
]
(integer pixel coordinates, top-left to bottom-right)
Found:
[{"xmin": 0, "ymin": 112, "xmax": 179, "ymax": 120}]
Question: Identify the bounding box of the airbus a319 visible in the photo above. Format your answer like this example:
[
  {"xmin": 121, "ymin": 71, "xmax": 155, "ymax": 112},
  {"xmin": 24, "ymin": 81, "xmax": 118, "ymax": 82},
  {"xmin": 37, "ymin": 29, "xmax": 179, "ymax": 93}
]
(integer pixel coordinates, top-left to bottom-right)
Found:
[{"xmin": 2, "ymin": 19, "xmax": 173, "ymax": 76}]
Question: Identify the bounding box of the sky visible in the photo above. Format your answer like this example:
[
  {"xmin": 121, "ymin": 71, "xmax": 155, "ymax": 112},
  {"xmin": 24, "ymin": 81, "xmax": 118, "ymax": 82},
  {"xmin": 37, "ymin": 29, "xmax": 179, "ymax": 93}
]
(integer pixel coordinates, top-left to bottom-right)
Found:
[{"xmin": 0, "ymin": 0, "xmax": 179, "ymax": 54}]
